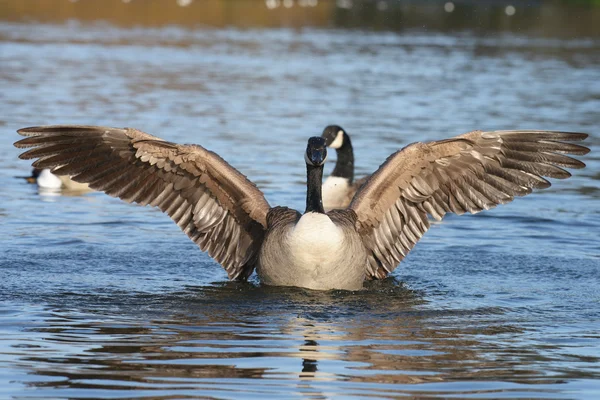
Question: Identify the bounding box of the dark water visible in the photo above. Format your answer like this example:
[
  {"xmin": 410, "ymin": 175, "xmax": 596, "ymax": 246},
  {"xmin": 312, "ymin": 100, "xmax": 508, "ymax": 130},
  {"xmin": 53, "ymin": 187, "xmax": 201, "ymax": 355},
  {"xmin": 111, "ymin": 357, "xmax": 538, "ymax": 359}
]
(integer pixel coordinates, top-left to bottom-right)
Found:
[{"xmin": 1, "ymin": 2, "xmax": 600, "ymax": 398}]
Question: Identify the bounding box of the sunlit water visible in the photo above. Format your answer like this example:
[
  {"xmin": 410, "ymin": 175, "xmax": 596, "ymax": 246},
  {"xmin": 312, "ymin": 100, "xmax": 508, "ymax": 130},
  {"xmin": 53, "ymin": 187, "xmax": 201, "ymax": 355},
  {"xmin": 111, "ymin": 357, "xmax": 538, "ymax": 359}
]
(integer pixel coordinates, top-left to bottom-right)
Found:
[{"xmin": 1, "ymin": 17, "xmax": 599, "ymax": 399}]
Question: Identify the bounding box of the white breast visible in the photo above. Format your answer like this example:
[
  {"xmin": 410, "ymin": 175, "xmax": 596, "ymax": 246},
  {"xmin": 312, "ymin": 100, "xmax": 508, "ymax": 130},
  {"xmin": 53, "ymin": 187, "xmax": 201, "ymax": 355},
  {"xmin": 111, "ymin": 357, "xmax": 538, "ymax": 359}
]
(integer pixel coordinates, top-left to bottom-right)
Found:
[
  {"xmin": 322, "ymin": 176, "xmax": 350, "ymax": 210},
  {"xmin": 288, "ymin": 212, "xmax": 345, "ymax": 266},
  {"xmin": 258, "ymin": 211, "xmax": 367, "ymax": 290}
]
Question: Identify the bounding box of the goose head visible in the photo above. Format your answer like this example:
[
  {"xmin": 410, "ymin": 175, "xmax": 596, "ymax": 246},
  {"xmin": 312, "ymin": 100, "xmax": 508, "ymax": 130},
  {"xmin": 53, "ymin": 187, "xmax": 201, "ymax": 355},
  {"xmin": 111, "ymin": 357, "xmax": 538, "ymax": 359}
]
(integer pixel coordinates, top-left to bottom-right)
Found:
[
  {"xmin": 24, "ymin": 167, "xmax": 63, "ymax": 189},
  {"xmin": 321, "ymin": 125, "xmax": 346, "ymax": 149},
  {"xmin": 25, "ymin": 168, "xmax": 42, "ymax": 184},
  {"xmin": 305, "ymin": 136, "xmax": 328, "ymax": 167}
]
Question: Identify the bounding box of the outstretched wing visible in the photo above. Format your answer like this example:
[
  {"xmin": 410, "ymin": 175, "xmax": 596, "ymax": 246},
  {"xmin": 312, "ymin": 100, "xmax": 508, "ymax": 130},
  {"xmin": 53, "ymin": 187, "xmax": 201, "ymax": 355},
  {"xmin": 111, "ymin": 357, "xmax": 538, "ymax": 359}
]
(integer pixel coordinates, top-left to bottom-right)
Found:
[
  {"xmin": 350, "ymin": 130, "xmax": 589, "ymax": 279},
  {"xmin": 15, "ymin": 125, "xmax": 271, "ymax": 280},
  {"xmin": 347, "ymin": 175, "xmax": 369, "ymax": 204}
]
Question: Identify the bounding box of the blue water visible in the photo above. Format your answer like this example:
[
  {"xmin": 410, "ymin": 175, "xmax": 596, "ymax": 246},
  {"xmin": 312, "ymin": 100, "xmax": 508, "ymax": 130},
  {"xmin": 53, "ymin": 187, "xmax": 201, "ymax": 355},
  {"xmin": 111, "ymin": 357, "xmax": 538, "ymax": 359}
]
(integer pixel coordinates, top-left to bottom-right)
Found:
[{"xmin": 1, "ymin": 16, "xmax": 599, "ymax": 399}]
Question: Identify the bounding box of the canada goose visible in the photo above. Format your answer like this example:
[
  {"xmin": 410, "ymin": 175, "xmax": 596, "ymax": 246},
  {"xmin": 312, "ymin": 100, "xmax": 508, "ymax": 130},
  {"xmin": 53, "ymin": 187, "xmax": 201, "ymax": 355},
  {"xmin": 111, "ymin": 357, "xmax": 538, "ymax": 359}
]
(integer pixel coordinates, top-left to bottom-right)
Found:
[
  {"xmin": 320, "ymin": 125, "xmax": 368, "ymax": 210},
  {"xmin": 15, "ymin": 126, "xmax": 589, "ymax": 291},
  {"xmin": 24, "ymin": 167, "xmax": 92, "ymax": 192}
]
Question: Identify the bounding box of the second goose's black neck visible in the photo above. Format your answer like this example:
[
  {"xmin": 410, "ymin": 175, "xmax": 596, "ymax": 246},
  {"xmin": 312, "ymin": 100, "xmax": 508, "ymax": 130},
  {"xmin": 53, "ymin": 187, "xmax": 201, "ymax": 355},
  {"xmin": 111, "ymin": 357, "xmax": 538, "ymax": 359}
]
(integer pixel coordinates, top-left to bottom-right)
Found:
[
  {"xmin": 306, "ymin": 163, "xmax": 325, "ymax": 214},
  {"xmin": 331, "ymin": 133, "xmax": 354, "ymax": 183}
]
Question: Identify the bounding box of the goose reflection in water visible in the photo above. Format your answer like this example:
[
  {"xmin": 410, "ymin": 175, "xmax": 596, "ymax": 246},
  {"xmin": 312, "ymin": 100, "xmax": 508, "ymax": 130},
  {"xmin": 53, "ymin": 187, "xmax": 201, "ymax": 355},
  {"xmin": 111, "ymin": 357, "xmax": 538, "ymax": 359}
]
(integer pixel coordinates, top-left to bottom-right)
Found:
[{"xmin": 8, "ymin": 284, "xmax": 577, "ymax": 397}]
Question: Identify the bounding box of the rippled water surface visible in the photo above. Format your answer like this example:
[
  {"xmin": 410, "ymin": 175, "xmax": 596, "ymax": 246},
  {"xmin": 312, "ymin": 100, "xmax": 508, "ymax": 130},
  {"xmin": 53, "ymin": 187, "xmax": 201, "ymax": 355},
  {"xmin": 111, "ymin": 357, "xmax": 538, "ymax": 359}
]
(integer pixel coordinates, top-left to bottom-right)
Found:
[{"xmin": 1, "ymin": 5, "xmax": 600, "ymax": 399}]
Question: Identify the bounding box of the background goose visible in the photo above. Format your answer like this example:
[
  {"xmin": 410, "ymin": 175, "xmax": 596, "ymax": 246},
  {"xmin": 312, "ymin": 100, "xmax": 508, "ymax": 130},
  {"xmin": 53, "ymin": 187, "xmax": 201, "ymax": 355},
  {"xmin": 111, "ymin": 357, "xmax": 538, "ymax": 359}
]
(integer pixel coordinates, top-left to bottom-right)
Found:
[
  {"xmin": 24, "ymin": 167, "xmax": 92, "ymax": 192},
  {"xmin": 320, "ymin": 125, "xmax": 368, "ymax": 210},
  {"xmin": 15, "ymin": 126, "xmax": 588, "ymax": 290}
]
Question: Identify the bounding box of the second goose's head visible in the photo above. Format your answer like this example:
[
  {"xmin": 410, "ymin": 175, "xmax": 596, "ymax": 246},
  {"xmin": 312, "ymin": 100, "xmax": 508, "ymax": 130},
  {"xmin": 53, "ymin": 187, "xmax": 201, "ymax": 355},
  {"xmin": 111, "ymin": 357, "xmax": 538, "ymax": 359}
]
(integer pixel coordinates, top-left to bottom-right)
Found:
[
  {"xmin": 321, "ymin": 125, "xmax": 346, "ymax": 149},
  {"xmin": 305, "ymin": 137, "xmax": 328, "ymax": 167}
]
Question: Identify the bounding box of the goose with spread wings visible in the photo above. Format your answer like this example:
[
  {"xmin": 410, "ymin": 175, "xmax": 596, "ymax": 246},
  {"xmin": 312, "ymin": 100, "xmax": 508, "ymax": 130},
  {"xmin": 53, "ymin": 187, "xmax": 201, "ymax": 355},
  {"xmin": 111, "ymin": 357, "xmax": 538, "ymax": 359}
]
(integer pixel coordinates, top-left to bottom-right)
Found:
[{"xmin": 15, "ymin": 126, "xmax": 589, "ymax": 290}]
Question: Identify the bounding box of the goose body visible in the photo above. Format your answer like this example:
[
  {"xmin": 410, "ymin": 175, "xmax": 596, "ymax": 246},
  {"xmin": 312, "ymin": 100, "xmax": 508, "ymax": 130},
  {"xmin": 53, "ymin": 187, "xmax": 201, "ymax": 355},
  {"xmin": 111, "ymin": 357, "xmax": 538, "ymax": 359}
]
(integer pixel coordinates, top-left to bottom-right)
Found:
[
  {"xmin": 15, "ymin": 126, "xmax": 589, "ymax": 291},
  {"xmin": 321, "ymin": 125, "xmax": 367, "ymax": 210},
  {"xmin": 259, "ymin": 209, "xmax": 366, "ymax": 290}
]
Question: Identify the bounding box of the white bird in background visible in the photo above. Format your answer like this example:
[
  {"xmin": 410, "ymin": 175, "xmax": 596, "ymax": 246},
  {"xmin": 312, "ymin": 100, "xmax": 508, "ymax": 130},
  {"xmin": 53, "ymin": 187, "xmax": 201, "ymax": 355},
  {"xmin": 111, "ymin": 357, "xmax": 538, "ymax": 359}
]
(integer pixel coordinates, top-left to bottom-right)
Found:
[{"xmin": 24, "ymin": 167, "xmax": 92, "ymax": 192}]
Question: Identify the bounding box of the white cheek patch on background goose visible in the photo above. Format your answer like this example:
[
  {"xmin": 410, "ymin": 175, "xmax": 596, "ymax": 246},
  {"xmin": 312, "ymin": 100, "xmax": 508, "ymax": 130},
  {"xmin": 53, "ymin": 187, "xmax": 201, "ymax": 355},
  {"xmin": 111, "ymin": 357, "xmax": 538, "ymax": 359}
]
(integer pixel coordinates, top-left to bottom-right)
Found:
[{"xmin": 329, "ymin": 130, "xmax": 344, "ymax": 149}]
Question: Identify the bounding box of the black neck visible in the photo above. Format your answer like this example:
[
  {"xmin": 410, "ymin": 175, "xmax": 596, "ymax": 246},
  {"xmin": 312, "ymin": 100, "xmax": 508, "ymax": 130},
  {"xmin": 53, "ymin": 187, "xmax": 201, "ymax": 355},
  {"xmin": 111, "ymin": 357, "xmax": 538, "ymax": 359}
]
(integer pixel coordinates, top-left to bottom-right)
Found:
[
  {"xmin": 305, "ymin": 163, "xmax": 325, "ymax": 214},
  {"xmin": 331, "ymin": 133, "xmax": 354, "ymax": 183}
]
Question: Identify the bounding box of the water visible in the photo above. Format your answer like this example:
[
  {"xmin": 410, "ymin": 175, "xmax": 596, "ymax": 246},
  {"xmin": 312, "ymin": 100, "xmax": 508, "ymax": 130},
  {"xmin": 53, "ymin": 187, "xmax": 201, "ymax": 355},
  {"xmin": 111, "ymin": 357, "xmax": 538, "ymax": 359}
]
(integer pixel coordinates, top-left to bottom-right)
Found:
[{"xmin": 1, "ymin": 2, "xmax": 600, "ymax": 398}]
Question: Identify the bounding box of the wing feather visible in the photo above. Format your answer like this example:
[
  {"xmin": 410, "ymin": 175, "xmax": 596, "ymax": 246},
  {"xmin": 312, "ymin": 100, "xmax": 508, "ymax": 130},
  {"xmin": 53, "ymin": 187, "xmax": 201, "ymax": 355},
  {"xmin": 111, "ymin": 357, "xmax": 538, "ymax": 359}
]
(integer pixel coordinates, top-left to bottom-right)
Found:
[
  {"xmin": 351, "ymin": 130, "xmax": 589, "ymax": 279},
  {"xmin": 15, "ymin": 125, "xmax": 271, "ymax": 280}
]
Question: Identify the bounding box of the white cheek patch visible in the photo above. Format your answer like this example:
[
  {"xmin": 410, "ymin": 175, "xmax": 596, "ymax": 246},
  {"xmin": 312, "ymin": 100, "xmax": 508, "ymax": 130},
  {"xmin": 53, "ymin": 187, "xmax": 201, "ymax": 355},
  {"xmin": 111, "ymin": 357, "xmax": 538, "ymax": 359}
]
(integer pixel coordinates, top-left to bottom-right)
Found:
[
  {"xmin": 329, "ymin": 130, "xmax": 344, "ymax": 149},
  {"xmin": 304, "ymin": 152, "xmax": 328, "ymax": 166},
  {"xmin": 304, "ymin": 152, "xmax": 313, "ymax": 166}
]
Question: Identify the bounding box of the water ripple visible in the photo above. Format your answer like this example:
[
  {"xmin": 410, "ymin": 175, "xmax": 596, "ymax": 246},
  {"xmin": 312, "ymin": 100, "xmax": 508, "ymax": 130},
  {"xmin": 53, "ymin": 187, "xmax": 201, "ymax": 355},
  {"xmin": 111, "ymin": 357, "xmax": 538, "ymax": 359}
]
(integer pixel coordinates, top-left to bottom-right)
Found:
[{"xmin": 1, "ymin": 11, "xmax": 599, "ymax": 399}]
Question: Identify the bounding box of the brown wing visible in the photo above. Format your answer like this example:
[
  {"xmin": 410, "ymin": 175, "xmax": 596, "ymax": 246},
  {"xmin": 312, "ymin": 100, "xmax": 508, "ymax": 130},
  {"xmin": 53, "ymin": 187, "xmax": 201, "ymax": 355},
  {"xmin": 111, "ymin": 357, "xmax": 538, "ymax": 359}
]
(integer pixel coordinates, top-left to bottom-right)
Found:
[
  {"xmin": 15, "ymin": 125, "xmax": 271, "ymax": 280},
  {"xmin": 350, "ymin": 130, "xmax": 589, "ymax": 279},
  {"xmin": 345, "ymin": 175, "xmax": 370, "ymax": 205}
]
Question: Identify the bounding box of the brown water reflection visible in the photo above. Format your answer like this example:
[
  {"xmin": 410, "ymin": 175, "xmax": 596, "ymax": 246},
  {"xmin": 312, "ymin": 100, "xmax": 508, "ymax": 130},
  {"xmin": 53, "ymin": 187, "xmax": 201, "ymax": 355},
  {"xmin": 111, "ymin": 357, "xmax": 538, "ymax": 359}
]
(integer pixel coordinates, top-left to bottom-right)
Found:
[{"xmin": 2, "ymin": 0, "xmax": 600, "ymax": 38}]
